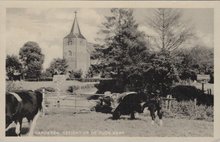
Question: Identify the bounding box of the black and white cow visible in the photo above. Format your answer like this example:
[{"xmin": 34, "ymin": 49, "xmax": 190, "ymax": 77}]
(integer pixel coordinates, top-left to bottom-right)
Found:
[
  {"xmin": 6, "ymin": 90, "xmax": 43, "ymax": 136},
  {"xmin": 142, "ymin": 94, "xmax": 163, "ymax": 126}
]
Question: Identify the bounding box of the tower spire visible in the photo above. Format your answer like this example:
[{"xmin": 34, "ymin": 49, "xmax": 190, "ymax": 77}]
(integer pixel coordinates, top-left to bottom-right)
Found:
[
  {"xmin": 64, "ymin": 11, "xmax": 85, "ymax": 39},
  {"xmin": 70, "ymin": 11, "xmax": 81, "ymax": 35}
]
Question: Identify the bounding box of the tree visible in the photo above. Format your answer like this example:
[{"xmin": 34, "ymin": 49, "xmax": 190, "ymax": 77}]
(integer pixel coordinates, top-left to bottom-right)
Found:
[
  {"xmin": 176, "ymin": 46, "xmax": 214, "ymax": 81},
  {"xmin": 93, "ymin": 8, "xmax": 150, "ymax": 91},
  {"xmin": 146, "ymin": 8, "xmax": 195, "ymax": 83},
  {"xmin": 141, "ymin": 52, "xmax": 179, "ymax": 95},
  {"xmin": 147, "ymin": 8, "xmax": 193, "ymax": 53},
  {"xmin": 19, "ymin": 41, "xmax": 44, "ymax": 79},
  {"xmin": 6, "ymin": 55, "xmax": 22, "ymax": 80},
  {"xmin": 47, "ymin": 58, "xmax": 68, "ymax": 76}
]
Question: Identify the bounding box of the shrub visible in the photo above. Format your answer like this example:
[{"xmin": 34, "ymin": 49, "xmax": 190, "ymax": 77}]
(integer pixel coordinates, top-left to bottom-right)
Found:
[
  {"xmin": 95, "ymin": 79, "xmax": 125, "ymax": 94},
  {"xmin": 164, "ymin": 100, "xmax": 213, "ymax": 121},
  {"xmin": 171, "ymin": 85, "xmax": 213, "ymax": 106},
  {"xmin": 69, "ymin": 70, "xmax": 82, "ymax": 79},
  {"xmin": 67, "ymin": 85, "xmax": 80, "ymax": 94}
]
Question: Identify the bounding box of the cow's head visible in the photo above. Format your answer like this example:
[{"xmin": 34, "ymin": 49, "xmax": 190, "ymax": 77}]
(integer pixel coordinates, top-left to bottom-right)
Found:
[{"xmin": 134, "ymin": 102, "xmax": 147, "ymax": 113}]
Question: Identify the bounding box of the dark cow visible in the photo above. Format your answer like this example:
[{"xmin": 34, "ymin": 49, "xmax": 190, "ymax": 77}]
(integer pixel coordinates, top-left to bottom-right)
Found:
[
  {"xmin": 6, "ymin": 90, "xmax": 43, "ymax": 136},
  {"xmin": 112, "ymin": 92, "xmax": 144, "ymax": 120},
  {"xmin": 112, "ymin": 92, "xmax": 163, "ymax": 126}
]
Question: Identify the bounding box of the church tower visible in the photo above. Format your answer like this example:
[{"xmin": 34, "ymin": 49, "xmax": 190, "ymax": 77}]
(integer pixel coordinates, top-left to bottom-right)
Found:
[{"xmin": 63, "ymin": 12, "xmax": 90, "ymax": 76}]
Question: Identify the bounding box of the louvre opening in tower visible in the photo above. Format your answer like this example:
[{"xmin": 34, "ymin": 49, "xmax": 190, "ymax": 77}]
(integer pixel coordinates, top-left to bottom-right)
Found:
[{"xmin": 63, "ymin": 11, "xmax": 91, "ymax": 76}]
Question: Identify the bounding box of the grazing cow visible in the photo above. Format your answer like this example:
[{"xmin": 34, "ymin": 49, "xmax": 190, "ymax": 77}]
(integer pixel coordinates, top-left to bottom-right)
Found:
[
  {"xmin": 6, "ymin": 90, "xmax": 43, "ymax": 136},
  {"xmin": 112, "ymin": 92, "xmax": 145, "ymax": 120},
  {"xmin": 112, "ymin": 92, "xmax": 163, "ymax": 126}
]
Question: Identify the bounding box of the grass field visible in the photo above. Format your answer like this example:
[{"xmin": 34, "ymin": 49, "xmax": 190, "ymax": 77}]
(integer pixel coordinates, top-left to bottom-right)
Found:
[{"xmin": 6, "ymin": 110, "xmax": 213, "ymax": 137}]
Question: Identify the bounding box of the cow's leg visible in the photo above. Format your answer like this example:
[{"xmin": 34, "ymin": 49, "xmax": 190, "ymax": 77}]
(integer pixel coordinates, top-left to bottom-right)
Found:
[
  {"xmin": 15, "ymin": 120, "xmax": 21, "ymax": 136},
  {"xmin": 157, "ymin": 109, "xmax": 163, "ymax": 126},
  {"xmin": 5, "ymin": 121, "xmax": 15, "ymax": 132},
  {"xmin": 149, "ymin": 108, "xmax": 156, "ymax": 125},
  {"xmin": 112, "ymin": 111, "xmax": 120, "ymax": 120},
  {"xmin": 28, "ymin": 111, "xmax": 40, "ymax": 136}
]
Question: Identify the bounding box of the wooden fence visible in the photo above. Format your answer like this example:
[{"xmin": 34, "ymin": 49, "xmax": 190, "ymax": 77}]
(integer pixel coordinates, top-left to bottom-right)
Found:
[
  {"xmin": 162, "ymin": 95, "xmax": 198, "ymax": 111},
  {"xmin": 41, "ymin": 89, "xmax": 96, "ymax": 115}
]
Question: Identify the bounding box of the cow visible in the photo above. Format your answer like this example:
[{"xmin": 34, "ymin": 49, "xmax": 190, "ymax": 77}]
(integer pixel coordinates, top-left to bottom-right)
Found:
[
  {"xmin": 6, "ymin": 90, "xmax": 43, "ymax": 136},
  {"xmin": 142, "ymin": 94, "xmax": 163, "ymax": 126},
  {"xmin": 112, "ymin": 92, "xmax": 144, "ymax": 120},
  {"xmin": 112, "ymin": 92, "xmax": 163, "ymax": 126}
]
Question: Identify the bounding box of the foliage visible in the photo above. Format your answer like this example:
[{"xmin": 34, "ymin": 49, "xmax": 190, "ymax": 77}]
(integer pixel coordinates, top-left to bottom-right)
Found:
[
  {"xmin": 147, "ymin": 8, "xmax": 194, "ymax": 52},
  {"xmin": 95, "ymin": 79, "xmax": 125, "ymax": 94},
  {"xmin": 47, "ymin": 58, "xmax": 68, "ymax": 76},
  {"xmin": 141, "ymin": 52, "xmax": 179, "ymax": 95},
  {"xmin": 69, "ymin": 69, "xmax": 82, "ymax": 79},
  {"xmin": 19, "ymin": 41, "xmax": 44, "ymax": 79},
  {"xmin": 175, "ymin": 46, "xmax": 214, "ymax": 81},
  {"xmin": 6, "ymin": 55, "xmax": 23, "ymax": 80},
  {"xmin": 171, "ymin": 85, "xmax": 213, "ymax": 106},
  {"xmin": 163, "ymin": 100, "xmax": 213, "ymax": 122},
  {"xmin": 92, "ymin": 8, "xmax": 151, "ymax": 92}
]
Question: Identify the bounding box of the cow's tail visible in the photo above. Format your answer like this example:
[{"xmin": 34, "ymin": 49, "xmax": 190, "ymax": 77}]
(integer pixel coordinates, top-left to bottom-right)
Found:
[{"xmin": 34, "ymin": 90, "xmax": 43, "ymax": 111}]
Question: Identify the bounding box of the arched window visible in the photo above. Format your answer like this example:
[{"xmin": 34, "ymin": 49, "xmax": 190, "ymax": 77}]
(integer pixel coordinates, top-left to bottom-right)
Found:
[
  {"xmin": 68, "ymin": 50, "xmax": 72, "ymax": 56},
  {"xmin": 68, "ymin": 40, "xmax": 72, "ymax": 45}
]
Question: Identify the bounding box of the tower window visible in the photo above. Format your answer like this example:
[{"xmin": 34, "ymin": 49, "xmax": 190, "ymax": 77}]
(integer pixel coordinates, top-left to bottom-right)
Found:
[
  {"xmin": 68, "ymin": 40, "xmax": 72, "ymax": 45},
  {"xmin": 68, "ymin": 50, "xmax": 72, "ymax": 56}
]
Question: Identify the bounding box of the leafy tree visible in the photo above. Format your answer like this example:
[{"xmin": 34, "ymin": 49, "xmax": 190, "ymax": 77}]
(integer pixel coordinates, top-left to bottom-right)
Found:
[
  {"xmin": 47, "ymin": 58, "xmax": 68, "ymax": 76},
  {"xmin": 147, "ymin": 8, "xmax": 194, "ymax": 52},
  {"xmin": 176, "ymin": 46, "xmax": 214, "ymax": 81},
  {"xmin": 142, "ymin": 52, "xmax": 179, "ymax": 95},
  {"xmin": 19, "ymin": 41, "xmax": 44, "ymax": 79},
  {"xmin": 6, "ymin": 55, "xmax": 22, "ymax": 80},
  {"xmin": 93, "ymin": 8, "xmax": 150, "ymax": 91}
]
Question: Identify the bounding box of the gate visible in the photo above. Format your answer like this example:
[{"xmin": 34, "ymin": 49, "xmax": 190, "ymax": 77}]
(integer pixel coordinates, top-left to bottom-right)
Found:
[{"xmin": 41, "ymin": 89, "xmax": 97, "ymax": 115}]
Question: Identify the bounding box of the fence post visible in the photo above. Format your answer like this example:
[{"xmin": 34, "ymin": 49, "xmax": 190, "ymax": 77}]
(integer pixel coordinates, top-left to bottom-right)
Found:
[
  {"xmin": 202, "ymin": 82, "xmax": 205, "ymax": 93},
  {"xmin": 168, "ymin": 95, "xmax": 172, "ymax": 111},
  {"xmin": 42, "ymin": 88, "xmax": 45, "ymax": 116},
  {"xmin": 194, "ymin": 98, "xmax": 197, "ymax": 109},
  {"xmin": 57, "ymin": 86, "xmax": 60, "ymax": 108},
  {"xmin": 165, "ymin": 95, "xmax": 172, "ymax": 110}
]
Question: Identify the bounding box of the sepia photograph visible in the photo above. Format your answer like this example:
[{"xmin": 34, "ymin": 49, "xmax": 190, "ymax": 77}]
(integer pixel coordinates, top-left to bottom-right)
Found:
[{"xmin": 4, "ymin": 6, "xmax": 214, "ymax": 138}]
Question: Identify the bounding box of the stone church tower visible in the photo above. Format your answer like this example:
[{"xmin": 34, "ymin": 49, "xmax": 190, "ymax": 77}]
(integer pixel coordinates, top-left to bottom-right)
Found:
[{"xmin": 63, "ymin": 12, "xmax": 90, "ymax": 76}]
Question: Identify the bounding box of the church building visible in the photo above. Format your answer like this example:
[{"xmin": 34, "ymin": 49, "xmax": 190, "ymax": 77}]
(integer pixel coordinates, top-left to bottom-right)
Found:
[{"xmin": 63, "ymin": 12, "xmax": 91, "ymax": 76}]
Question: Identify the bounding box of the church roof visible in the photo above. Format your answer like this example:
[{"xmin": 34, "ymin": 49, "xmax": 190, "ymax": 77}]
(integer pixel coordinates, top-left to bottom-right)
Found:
[{"xmin": 64, "ymin": 12, "xmax": 86, "ymax": 39}]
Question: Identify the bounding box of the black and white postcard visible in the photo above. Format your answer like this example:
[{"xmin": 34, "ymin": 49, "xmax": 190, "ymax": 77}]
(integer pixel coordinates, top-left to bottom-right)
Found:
[{"xmin": 0, "ymin": 1, "xmax": 219, "ymax": 142}]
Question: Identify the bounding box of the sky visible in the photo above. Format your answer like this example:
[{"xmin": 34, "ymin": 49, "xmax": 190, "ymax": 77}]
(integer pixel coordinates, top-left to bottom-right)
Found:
[{"xmin": 6, "ymin": 8, "xmax": 213, "ymax": 69}]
